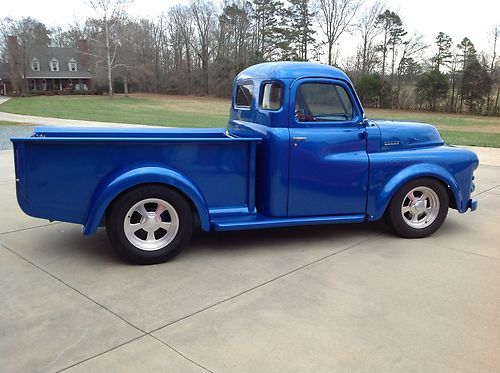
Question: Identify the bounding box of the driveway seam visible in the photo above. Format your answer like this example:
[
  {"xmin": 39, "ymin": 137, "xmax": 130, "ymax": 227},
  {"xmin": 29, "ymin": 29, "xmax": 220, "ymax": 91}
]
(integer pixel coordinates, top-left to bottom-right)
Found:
[
  {"xmin": 55, "ymin": 335, "xmax": 145, "ymax": 373},
  {"xmin": 0, "ymin": 241, "xmax": 148, "ymax": 335},
  {"xmin": 0, "ymin": 221, "xmax": 61, "ymax": 236},
  {"xmin": 150, "ymin": 335, "xmax": 213, "ymax": 372},
  {"xmin": 149, "ymin": 233, "xmax": 380, "ymax": 335},
  {"xmin": 0, "ymin": 240, "xmax": 238, "ymax": 372},
  {"xmin": 427, "ymin": 243, "xmax": 500, "ymax": 261},
  {"xmin": 472, "ymin": 184, "xmax": 500, "ymax": 197}
]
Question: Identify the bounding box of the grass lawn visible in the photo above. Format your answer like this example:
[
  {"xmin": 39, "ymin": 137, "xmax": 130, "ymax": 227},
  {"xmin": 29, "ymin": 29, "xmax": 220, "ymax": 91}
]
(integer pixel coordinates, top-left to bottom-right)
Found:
[
  {"xmin": 0, "ymin": 94, "xmax": 499, "ymax": 147},
  {"xmin": 0, "ymin": 94, "xmax": 230, "ymax": 127}
]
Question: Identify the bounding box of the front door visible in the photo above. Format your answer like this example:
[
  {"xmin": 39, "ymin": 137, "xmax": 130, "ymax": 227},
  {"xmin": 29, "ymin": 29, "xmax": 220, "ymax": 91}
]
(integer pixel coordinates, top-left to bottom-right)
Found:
[{"xmin": 288, "ymin": 78, "xmax": 369, "ymax": 217}]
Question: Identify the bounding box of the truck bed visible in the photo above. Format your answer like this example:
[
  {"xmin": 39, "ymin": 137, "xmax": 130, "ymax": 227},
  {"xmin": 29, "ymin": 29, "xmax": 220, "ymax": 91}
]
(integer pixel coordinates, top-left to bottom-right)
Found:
[{"xmin": 12, "ymin": 126, "xmax": 260, "ymax": 231}]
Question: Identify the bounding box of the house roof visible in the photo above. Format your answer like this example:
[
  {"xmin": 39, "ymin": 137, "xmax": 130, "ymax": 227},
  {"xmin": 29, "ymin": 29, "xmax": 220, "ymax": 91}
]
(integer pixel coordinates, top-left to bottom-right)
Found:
[
  {"xmin": 25, "ymin": 47, "xmax": 93, "ymax": 79},
  {"xmin": 0, "ymin": 63, "xmax": 10, "ymax": 80}
]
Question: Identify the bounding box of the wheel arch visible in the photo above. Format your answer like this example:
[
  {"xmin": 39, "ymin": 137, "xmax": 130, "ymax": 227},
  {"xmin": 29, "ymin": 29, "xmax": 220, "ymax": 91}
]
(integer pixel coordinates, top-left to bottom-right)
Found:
[
  {"xmin": 83, "ymin": 166, "xmax": 210, "ymax": 235},
  {"xmin": 368, "ymin": 163, "xmax": 461, "ymax": 221}
]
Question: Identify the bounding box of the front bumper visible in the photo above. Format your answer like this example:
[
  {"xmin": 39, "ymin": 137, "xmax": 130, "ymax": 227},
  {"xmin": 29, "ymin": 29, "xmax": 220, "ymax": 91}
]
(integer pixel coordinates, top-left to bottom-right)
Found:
[{"xmin": 468, "ymin": 198, "xmax": 478, "ymax": 212}]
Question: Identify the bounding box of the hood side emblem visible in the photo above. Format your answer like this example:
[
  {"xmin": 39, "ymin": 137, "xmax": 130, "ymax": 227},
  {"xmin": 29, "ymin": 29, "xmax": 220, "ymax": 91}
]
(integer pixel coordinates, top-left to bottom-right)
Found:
[{"xmin": 384, "ymin": 140, "xmax": 400, "ymax": 146}]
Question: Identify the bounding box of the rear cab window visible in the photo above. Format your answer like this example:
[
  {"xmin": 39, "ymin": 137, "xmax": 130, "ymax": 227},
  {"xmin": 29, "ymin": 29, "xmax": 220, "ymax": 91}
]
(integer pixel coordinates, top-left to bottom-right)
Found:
[
  {"xmin": 235, "ymin": 82, "xmax": 253, "ymax": 109},
  {"xmin": 260, "ymin": 82, "xmax": 282, "ymax": 110}
]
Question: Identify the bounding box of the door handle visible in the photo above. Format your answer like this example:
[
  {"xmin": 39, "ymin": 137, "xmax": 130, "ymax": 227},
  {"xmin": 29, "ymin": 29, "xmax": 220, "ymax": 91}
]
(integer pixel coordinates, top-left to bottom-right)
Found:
[{"xmin": 292, "ymin": 137, "xmax": 307, "ymax": 147}]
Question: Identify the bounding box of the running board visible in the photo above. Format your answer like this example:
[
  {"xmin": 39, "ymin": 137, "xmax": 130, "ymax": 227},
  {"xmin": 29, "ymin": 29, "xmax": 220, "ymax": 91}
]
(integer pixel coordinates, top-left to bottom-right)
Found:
[{"xmin": 211, "ymin": 214, "xmax": 366, "ymax": 231}]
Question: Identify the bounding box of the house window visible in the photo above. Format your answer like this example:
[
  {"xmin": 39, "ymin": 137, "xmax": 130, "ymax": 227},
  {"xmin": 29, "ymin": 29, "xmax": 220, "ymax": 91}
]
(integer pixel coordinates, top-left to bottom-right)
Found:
[
  {"xmin": 50, "ymin": 58, "xmax": 59, "ymax": 72},
  {"xmin": 68, "ymin": 59, "xmax": 77, "ymax": 72},
  {"xmin": 32, "ymin": 58, "xmax": 40, "ymax": 71}
]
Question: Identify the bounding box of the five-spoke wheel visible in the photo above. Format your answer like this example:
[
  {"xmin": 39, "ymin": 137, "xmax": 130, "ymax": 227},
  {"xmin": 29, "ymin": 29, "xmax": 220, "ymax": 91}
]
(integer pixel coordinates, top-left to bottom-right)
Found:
[
  {"xmin": 107, "ymin": 185, "xmax": 193, "ymax": 264},
  {"xmin": 387, "ymin": 178, "xmax": 449, "ymax": 238}
]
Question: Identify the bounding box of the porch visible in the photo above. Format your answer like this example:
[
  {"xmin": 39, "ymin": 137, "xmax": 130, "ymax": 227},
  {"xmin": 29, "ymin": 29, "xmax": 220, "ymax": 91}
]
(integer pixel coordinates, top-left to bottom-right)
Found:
[{"xmin": 29, "ymin": 78, "xmax": 92, "ymax": 92}]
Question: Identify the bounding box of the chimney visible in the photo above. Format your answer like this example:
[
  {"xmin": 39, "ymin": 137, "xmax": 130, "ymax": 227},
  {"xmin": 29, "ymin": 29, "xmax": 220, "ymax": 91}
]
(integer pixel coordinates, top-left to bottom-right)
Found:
[
  {"xmin": 77, "ymin": 39, "xmax": 90, "ymax": 67},
  {"xmin": 6, "ymin": 36, "xmax": 21, "ymax": 92},
  {"xmin": 7, "ymin": 36, "xmax": 18, "ymax": 65}
]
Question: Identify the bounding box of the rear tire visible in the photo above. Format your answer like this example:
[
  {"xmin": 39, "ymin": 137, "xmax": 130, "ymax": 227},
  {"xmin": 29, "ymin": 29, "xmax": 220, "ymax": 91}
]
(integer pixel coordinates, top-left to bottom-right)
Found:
[
  {"xmin": 106, "ymin": 185, "xmax": 193, "ymax": 264},
  {"xmin": 386, "ymin": 178, "xmax": 449, "ymax": 238}
]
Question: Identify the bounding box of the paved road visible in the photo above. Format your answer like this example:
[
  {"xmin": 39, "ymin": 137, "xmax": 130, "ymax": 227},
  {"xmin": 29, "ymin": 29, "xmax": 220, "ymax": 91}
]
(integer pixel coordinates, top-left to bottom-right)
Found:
[
  {"xmin": 0, "ymin": 148, "xmax": 499, "ymax": 372},
  {"xmin": 0, "ymin": 125, "xmax": 35, "ymax": 150}
]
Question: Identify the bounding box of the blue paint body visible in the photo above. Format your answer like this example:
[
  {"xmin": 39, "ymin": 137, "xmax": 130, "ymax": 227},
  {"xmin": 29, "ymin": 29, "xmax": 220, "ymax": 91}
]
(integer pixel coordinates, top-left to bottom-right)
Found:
[{"xmin": 11, "ymin": 62, "xmax": 478, "ymax": 235}]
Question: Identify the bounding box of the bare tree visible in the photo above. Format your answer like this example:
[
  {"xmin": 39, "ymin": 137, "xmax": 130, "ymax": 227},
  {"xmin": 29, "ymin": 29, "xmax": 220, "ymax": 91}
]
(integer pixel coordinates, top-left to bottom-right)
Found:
[
  {"xmin": 317, "ymin": 0, "xmax": 360, "ymax": 66},
  {"xmin": 190, "ymin": 0, "xmax": 217, "ymax": 95},
  {"xmin": 486, "ymin": 26, "xmax": 499, "ymax": 114},
  {"xmin": 87, "ymin": 0, "xmax": 131, "ymax": 98},
  {"xmin": 356, "ymin": 0, "xmax": 384, "ymax": 74},
  {"xmin": 395, "ymin": 32, "xmax": 427, "ymax": 107},
  {"xmin": 168, "ymin": 5, "xmax": 194, "ymax": 94}
]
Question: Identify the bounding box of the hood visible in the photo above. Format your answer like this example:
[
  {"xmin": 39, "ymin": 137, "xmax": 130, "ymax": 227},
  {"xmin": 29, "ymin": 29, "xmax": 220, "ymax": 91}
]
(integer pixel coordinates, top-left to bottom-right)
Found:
[{"xmin": 371, "ymin": 120, "xmax": 444, "ymax": 151}]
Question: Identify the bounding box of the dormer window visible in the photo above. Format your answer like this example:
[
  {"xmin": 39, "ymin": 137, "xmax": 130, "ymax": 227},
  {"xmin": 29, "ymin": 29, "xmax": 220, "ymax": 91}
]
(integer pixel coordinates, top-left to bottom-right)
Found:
[
  {"xmin": 50, "ymin": 58, "xmax": 59, "ymax": 72},
  {"xmin": 32, "ymin": 58, "xmax": 40, "ymax": 71},
  {"xmin": 68, "ymin": 58, "xmax": 77, "ymax": 72}
]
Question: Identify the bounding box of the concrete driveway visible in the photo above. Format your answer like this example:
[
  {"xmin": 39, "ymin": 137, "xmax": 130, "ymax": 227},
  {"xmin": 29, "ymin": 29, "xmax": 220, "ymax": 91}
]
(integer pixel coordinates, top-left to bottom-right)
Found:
[{"xmin": 1, "ymin": 148, "xmax": 499, "ymax": 373}]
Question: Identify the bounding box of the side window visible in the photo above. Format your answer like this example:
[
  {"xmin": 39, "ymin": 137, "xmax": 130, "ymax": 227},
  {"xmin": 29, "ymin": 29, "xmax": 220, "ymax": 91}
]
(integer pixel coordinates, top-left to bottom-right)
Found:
[
  {"xmin": 295, "ymin": 83, "xmax": 354, "ymax": 122},
  {"xmin": 260, "ymin": 83, "xmax": 282, "ymax": 110},
  {"xmin": 235, "ymin": 82, "xmax": 253, "ymax": 108}
]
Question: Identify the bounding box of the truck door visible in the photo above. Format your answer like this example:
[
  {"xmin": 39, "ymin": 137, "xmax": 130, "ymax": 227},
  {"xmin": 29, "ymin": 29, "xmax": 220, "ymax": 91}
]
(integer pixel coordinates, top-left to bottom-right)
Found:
[{"xmin": 288, "ymin": 78, "xmax": 369, "ymax": 217}]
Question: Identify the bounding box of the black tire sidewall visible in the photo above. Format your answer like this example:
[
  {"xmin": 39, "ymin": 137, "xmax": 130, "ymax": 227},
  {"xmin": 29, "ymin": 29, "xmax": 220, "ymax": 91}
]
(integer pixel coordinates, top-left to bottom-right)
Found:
[
  {"xmin": 107, "ymin": 185, "xmax": 193, "ymax": 264},
  {"xmin": 388, "ymin": 178, "xmax": 449, "ymax": 238}
]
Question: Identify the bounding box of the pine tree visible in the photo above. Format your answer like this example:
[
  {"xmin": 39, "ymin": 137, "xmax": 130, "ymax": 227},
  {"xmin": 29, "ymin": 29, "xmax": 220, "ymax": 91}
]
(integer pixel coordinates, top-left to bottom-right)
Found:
[
  {"xmin": 432, "ymin": 32, "xmax": 452, "ymax": 72},
  {"xmin": 251, "ymin": 0, "xmax": 283, "ymax": 61}
]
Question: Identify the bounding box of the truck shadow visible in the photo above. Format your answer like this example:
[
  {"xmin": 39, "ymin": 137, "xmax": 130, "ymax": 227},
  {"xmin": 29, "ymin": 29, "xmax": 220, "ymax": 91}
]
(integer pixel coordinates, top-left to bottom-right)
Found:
[
  {"xmin": 75, "ymin": 221, "xmax": 392, "ymax": 265},
  {"xmin": 185, "ymin": 221, "xmax": 390, "ymax": 255}
]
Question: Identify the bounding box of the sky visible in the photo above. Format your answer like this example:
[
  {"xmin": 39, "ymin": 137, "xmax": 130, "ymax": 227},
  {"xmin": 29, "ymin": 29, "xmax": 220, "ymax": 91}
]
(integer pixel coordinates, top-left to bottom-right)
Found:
[{"xmin": 1, "ymin": 0, "xmax": 499, "ymax": 60}]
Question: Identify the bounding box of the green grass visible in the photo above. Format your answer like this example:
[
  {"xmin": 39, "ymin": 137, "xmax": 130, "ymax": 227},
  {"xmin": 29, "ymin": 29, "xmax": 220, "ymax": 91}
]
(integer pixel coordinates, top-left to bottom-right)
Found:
[
  {"xmin": 366, "ymin": 108, "xmax": 500, "ymax": 128},
  {"xmin": 438, "ymin": 130, "xmax": 500, "ymax": 148},
  {"xmin": 0, "ymin": 95, "xmax": 230, "ymax": 127},
  {"xmin": 1, "ymin": 95, "xmax": 499, "ymax": 147}
]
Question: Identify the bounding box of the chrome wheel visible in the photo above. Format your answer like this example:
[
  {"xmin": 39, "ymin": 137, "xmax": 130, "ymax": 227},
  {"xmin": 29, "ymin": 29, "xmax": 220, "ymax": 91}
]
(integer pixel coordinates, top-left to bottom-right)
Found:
[
  {"xmin": 401, "ymin": 186, "xmax": 440, "ymax": 229},
  {"xmin": 123, "ymin": 198, "xmax": 179, "ymax": 251}
]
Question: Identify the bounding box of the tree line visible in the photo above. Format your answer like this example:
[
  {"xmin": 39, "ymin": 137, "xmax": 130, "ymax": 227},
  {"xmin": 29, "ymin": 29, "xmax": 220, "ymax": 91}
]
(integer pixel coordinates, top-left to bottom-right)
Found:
[{"xmin": 1, "ymin": 0, "xmax": 499, "ymax": 115}]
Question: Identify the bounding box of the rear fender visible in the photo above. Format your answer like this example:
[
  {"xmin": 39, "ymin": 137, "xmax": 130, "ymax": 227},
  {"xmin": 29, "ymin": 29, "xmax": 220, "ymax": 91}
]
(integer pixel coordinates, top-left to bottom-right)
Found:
[
  {"xmin": 368, "ymin": 163, "xmax": 461, "ymax": 221},
  {"xmin": 83, "ymin": 166, "xmax": 210, "ymax": 235}
]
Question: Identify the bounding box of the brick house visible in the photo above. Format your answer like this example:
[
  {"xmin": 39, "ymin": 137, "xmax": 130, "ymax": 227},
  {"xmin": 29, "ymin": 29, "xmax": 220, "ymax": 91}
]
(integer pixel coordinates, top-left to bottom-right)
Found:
[{"xmin": 3, "ymin": 36, "xmax": 93, "ymax": 95}]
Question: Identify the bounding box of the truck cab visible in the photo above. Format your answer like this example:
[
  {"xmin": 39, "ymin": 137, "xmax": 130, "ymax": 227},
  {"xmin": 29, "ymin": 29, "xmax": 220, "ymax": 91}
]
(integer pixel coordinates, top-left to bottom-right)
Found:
[{"xmin": 228, "ymin": 62, "xmax": 369, "ymax": 219}]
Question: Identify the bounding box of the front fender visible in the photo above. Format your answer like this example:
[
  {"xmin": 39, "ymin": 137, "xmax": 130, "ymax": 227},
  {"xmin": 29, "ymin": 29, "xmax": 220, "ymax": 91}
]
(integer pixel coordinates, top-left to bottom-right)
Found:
[
  {"xmin": 83, "ymin": 166, "xmax": 210, "ymax": 235},
  {"xmin": 368, "ymin": 163, "xmax": 461, "ymax": 221}
]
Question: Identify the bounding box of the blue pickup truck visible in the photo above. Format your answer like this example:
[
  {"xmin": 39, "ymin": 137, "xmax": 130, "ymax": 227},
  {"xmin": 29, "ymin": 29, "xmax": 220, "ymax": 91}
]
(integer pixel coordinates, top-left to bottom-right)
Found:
[{"xmin": 12, "ymin": 62, "xmax": 478, "ymax": 264}]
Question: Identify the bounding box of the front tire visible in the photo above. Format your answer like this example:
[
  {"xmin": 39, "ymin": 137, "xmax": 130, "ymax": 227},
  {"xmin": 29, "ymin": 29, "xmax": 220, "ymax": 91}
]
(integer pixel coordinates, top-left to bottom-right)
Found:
[
  {"xmin": 106, "ymin": 185, "xmax": 193, "ymax": 264},
  {"xmin": 386, "ymin": 178, "xmax": 449, "ymax": 238}
]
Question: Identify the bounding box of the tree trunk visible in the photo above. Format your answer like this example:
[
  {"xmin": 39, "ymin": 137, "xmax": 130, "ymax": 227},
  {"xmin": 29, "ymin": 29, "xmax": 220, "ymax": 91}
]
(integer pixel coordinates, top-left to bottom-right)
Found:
[
  {"xmin": 105, "ymin": 21, "xmax": 113, "ymax": 98},
  {"xmin": 185, "ymin": 41, "xmax": 192, "ymax": 95},
  {"xmin": 328, "ymin": 40, "xmax": 333, "ymax": 65},
  {"xmin": 450, "ymin": 73, "xmax": 456, "ymax": 112},
  {"xmin": 361, "ymin": 36, "xmax": 368, "ymax": 74},
  {"xmin": 381, "ymin": 30, "xmax": 387, "ymax": 78},
  {"xmin": 124, "ymin": 69, "xmax": 129, "ymax": 97},
  {"xmin": 495, "ymin": 86, "xmax": 500, "ymax": 115}
]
